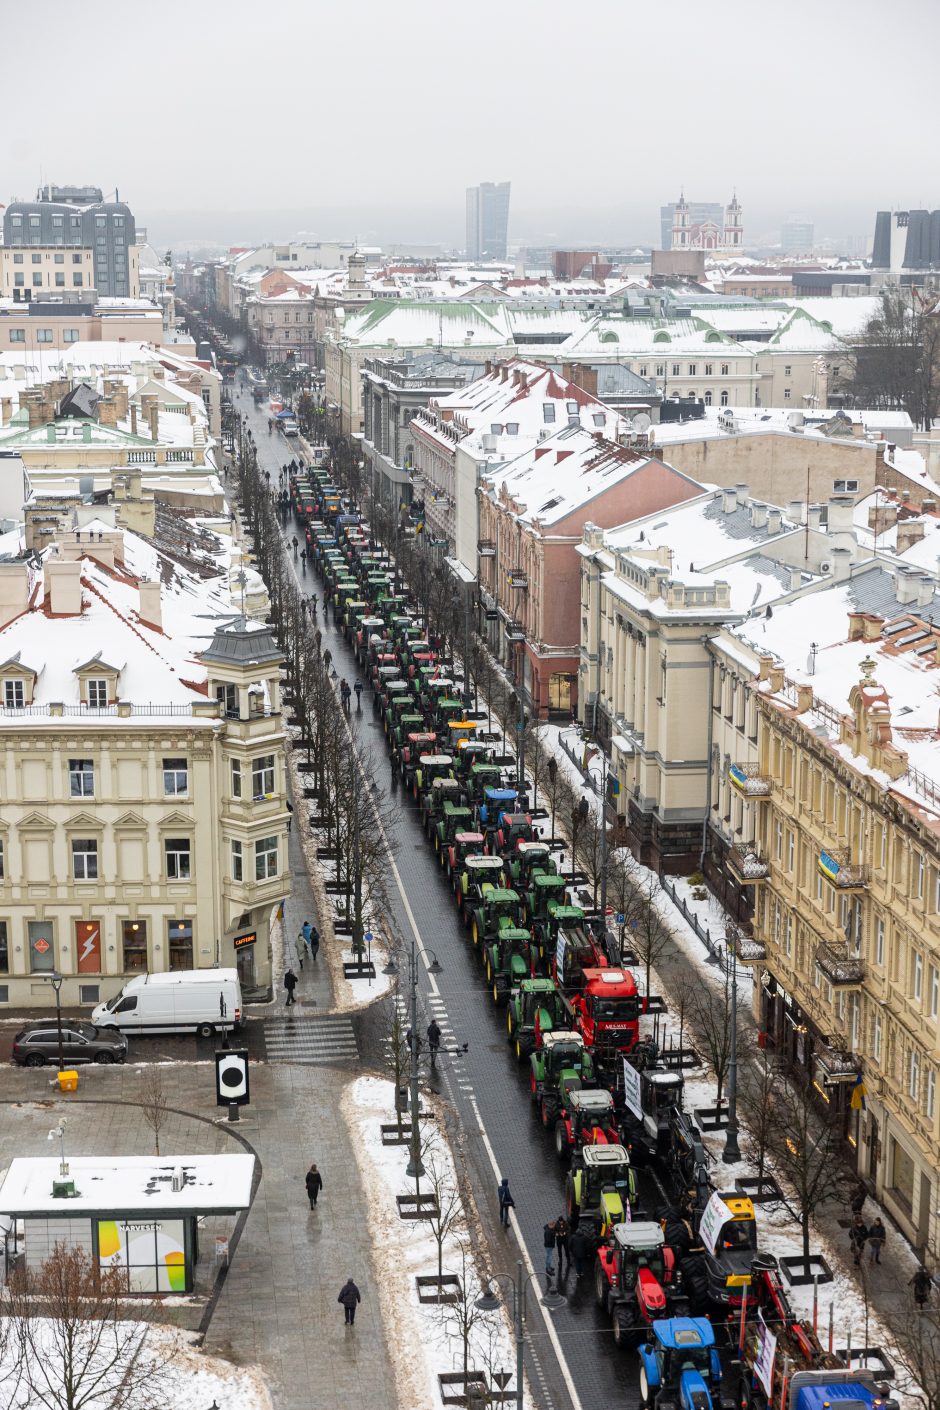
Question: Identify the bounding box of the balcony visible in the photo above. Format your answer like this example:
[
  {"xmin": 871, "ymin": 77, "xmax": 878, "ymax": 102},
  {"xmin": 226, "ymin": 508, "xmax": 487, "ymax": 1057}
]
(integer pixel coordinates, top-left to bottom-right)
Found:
[
  {"xmin": 507, "ymin": 569, "xmax": 528, "ymax": 590},
  {"xmin": 817, "ymin": 848, "xmax": 869, "ymax": 890},
  {"xmin": 727, "ymin": 843, "xmax": 769, "ymax": 884},
  {"xmin": 815, "ymin": 942, "xmax": 865, "ymax": 987},
  {"xmin": 477, "ymin": 540, "xmax": 496, "ymax": 558},
  {"xmin": 728, "ymin": 762, "xmax": 771, "ymax": 797},
  {"xmin": 735, "ymin": 936, "xmax": 768, "ymax": 964},
  {"xmin": 504, "ymin": 620, "xmax": 525, "ymax": 643}
]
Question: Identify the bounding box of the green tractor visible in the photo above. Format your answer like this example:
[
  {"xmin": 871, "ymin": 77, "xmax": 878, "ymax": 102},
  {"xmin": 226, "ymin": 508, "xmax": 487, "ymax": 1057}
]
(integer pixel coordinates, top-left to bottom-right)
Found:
[
  {"xmin": 466, "ymin": 883, "xmax": 522, "ymax": 951},
  {"xmin": 524, "ymin": 870, "xmax": 569, "ymax": 928},
  {"xmin": 529, "ymin": 1030, "xmax": 595, "ymax": 1128},
  {"xmin": 413, "ymin": 753, "xmax": 454, "ymax": 804},
  {"xmin": 456, "ymin": 855, "xmax": 506, "ymax": 920},
  {"xmin": 420, "ymin": 775, "xmax": 463, "ymax": 838},
  {"xmin": 532, "ymin": 899, "xmax": 586, "ymax": 965},
  {"xmin": 565, "ymin": 1144, "xmax": 636, "ymax": 1244},
  {"xmin": 434, "ymin": 800, "xmax": 474, "ymax": 864},
  {"xmin": 507, "ymin": 977, "xmax": 566, "ymax": 1061},
  {"xmin": 447, "ymin": 830, "xmax": 486, "ymax": 884},
  {"xmin": 484, "ymin": 920, "xmax": 535, "ymax": 1005},
  {"xmin": 509, "ymin": 840, "xmax": 557, "ymax": 888},
  {"xmin": 466, "ymin": 762, "xmax": 505, "ymax": 809}
]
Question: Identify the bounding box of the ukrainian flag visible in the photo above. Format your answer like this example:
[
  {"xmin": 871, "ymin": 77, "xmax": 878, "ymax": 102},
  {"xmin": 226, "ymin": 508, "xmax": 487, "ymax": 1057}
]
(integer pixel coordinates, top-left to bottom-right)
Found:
[{"xmin": 850, "ymin": 1073, "xmax": 867, "ymax": 1111}]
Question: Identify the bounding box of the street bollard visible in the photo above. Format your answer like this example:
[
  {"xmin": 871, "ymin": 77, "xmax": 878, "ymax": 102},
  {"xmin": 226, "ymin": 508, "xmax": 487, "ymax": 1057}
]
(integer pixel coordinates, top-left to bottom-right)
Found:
[{"xmin": 227, "ymin": 1101, "xmax": 240, "ymax": 1123}]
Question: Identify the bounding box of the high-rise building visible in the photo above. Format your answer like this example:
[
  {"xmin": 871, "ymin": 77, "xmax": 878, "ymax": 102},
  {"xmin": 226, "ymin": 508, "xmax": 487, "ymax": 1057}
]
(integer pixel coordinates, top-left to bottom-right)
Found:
[
  {"xmin": 872, "ymin": 209, "xmax": 940, "ymax": 271},
  {"xmin": 3, "ymin": 185, "xmax": 138, "ymax": 297},
  {"xmin": 465, "ymin": 182, "xmax": 511, "ymax": 261},
  {"xmin": 780, "ymin": 218, "xmax": 815, "ymax": 254}
]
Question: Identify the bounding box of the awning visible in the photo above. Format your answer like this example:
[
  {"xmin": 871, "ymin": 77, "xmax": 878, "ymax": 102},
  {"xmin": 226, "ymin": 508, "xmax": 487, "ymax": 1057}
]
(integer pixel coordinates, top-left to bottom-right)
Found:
[
  {"xmin": 611, "ymin": 734, "xmax": 634, "ymax": 755},
  {"xmin": 444, "ymin": 556, "xmax": 477, "ymax": 587}
]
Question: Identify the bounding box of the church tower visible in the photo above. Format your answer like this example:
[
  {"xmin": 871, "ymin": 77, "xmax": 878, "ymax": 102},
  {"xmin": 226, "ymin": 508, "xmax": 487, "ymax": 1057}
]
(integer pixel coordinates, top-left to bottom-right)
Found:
[
  {"xmin": 724, "ymin": 192, "xmax": 743, "ymax": 250},
  {"xmin": 672, "ymin": 192, "xmax": 690, "ymax": 250}
]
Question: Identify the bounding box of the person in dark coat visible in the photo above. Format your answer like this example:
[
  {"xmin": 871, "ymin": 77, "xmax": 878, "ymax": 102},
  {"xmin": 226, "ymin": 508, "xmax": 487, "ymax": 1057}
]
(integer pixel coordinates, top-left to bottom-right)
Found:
[
  {"xmin": 305, "ymin": 1163, "xmax": 323, "ymax": 1209},
  {"xmin": 543, "ymin": 1220, "xmax": 556, "ymax": 1277},
  {"xmin": 308, "ymin": 925, "xmax": 320, "ymax": 961},
  {"xmin": 569, "ymin": 1225, "xmax": 591, "ymax": 1279},
  {"xmin": 498, "ymin": 1178, "xmax": 514, "ymax": 1229},
  {"xmin": 554, "ymin": 1215, "xmax": 570, "ymax": 1278},
  {"xmin": 868, "ymin": 1217, "xmax": 886, "ymax": 1265},
  {"xmin": 338, "ymin": 1277, "xmax": 361, "ymax": 1325},
  {"xmin": 911, "ymin": 1265, "xmax": 933, "ymax": 1308},
  {"xmin": 850, "ymin": 1181, "xmax": 867, "ymax": 1217},
  {"xmin": 284, "ymin": 968, "xmax": 298, "ymax": 1006},
  {"xmin": 849, "ymin": 1212, "xmax": 868, "ymax": 1266}
]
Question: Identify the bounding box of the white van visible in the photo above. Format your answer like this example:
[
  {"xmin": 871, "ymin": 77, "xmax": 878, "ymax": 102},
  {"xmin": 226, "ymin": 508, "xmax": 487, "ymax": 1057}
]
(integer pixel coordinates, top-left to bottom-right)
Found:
[{"xmin": 91, "ymin": 969, "xmax": 242, "ymax": 1038}]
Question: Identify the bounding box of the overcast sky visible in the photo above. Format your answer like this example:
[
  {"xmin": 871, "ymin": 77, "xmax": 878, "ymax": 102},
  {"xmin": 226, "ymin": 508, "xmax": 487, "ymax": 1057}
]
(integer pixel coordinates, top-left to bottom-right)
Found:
[{"xmin": 3, "ymin": 0, "xmax": 938, "ymax": 252}]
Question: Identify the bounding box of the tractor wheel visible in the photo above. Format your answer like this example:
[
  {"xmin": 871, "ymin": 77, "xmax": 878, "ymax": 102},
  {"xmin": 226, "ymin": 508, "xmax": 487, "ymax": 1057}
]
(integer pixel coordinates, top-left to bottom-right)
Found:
[
  {"xmin": 515, "ymin": 1038, "xmax": 523, "ymax": 1061},
  {"xmin": 540, "ymin": 1097, "xmax": 553, "ymax": 1128},
  {"xmin": 612, "ymin": 1308, "xmax": 633, "ymax": 1349},
  {"xmin": 530, "ymin": 1071, "xmax": 538, "ymax": 1100},
  {"xmin": 593, "ymin": 1259, "xmax": 607, "ymax": 1308},
  {"xmin": 506, "ymin": 1009, "xmax": 514, "ymax": 1038},
  {"xmin": 492, "ymin": 980, "xmax": 500, "ymax": 1004},
  {"xmin": 554, "ymin": 1123, "xmax": 570, "ymax": 1161},
  {"xmin": 471, "ymin": 917, "xmax": 480, "ymax": 947},
  {"xmin": 484, "ymin": 955, "xmax": 491, "ymax": 982},
  {"xmin": 638, "ymin": 1365, "xmax": 651, "ymax": 1409}
]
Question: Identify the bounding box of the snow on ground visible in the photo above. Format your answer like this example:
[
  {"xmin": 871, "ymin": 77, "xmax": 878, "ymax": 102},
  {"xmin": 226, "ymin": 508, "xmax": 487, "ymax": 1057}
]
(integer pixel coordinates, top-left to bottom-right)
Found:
[
  {"xmin": 344, "ymin": 1075, "xmax": 530, "ymax": 1410},
  {"xmin": 341, "ymin": 946, "xmax": 392, "ymax": 1003}
]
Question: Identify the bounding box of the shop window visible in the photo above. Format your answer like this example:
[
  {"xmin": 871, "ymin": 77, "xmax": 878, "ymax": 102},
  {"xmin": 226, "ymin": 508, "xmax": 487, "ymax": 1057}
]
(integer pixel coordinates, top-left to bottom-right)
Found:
[
  {"xmin": 168, "ymin": 919, "xmax": 193, "ymax": 970},
  {"xmin": 28, "ymin": 920, "xmax": 55, "ymax": 972},
  {"xmin": 122, "ymin": 920, "xmax": 147, "ymax": 972}
]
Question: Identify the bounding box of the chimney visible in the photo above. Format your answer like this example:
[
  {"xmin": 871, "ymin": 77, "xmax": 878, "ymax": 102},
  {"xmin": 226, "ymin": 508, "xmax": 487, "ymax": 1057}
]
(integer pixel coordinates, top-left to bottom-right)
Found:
[
  {"xmin": 769, "ymin": 665, "xmax": 785, "ymax": 692},
  {"xmin": 721, "ymin": 486, "xmax": 738, "ymax": 514},
  {"xmin": 807, "ymin": 504, "xmax": 823, "ymax": 530},
  {"xmin": 130, "ymin": 404, "xmax": 138, "ymax": 436},
  {"xmin": 863, "ymin": 614, "xmax": 885, "ymax": 642},
  {"xmin": 147, "ymin": 403, "xmax": 159, "ymax": 442},
  {"xmin": 787, "ymin": 498, "xmax": 803, "ymax": 522},
  {"xmin": 0, "ymin": 562, "xmax": 30, "ymax": 628},
  {"xmin": 757, "ymin": 653, "xmax": 775, "ymax": 681},
  {"xmin": 923, "ymin": 497, "xmax": 937, "ymax": 515},
  {"xmin": 848, "ymin": 612, "xmax": 866, "ymax": 641},
  {"xmin": 44, "ymin": 560, "xmax": 83, "ymax": 616},
  {"xmin": 827, "ymin": 495, "xmax": 854, "ymax": 534},
  {"xmin": 749, "ymin": 501, "xmax": 768, "ymax": 531},
  {"xmin": 500, "ymin": 366, "xmax": 508, "ymax": 383},
  {"xmin": 138, "ymin": 580, "xmax": 162, "ymax": 630},
  {"xmin": 766, "ymin": 507, "xmax": 783, "ymax": 535},
  {"xmin": 0, "ymin": 396, "xmax": 12, "ymax": 426},
  {"xmin": 897, "ymin": 517, "xmax": 926, "ymax": 554},
  {"xmin": 788, "ymin": 567, "xmax": 802, "ymax": 591},
  {"xmin": 484, "ymin": 361, "xmax": 492, "ymax": 376},
  {"xmin": 868, "ymin": 501, "xmax": 898, "ymax": 537},
  {"xmin": 734, "ymin": 482, "xmax": 749, "ymax": 504},
  {"xmin": 97, "ymin": 396, "xmax": 118, "ymax": 428},
  {"xmin": 896, "ymin": 569, "xmax": 919, "ymax": 604},
  {"xmin": 570, "ymin": 364, "xmax": 598, "ymax": 398},
  {"xmin": 831, "ymin": 546, "xmax": 852, "ymax": 581},
  {"xmin": 518, "ymin": 371, "xmax": 528, "ymax": 391},
  {"xmin": 797, "ymin": 683, "xmax": 814, "ymax": 712},
  {"xmin": 915, "ymin": 575, "xmax": 935, "ymax": 607},
  {"xmin": 111, "ymin": 381, "xmax": 129, "ymax": 422}
]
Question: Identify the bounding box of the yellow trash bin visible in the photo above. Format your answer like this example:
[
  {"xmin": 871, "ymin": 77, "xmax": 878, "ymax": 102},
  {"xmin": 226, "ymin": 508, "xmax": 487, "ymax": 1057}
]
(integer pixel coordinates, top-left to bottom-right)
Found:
[{"xmin": 57, "ymin": 1070, "xmax": 79, "ymax": 1093}]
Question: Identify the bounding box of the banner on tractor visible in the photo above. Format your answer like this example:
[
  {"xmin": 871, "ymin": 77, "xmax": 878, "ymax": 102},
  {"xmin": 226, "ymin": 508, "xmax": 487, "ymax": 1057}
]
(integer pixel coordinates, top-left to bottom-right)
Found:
[
  {"xmin": 698, "ymin": 1190, "xmax": 736, "ymax": 1254},
  {"xmin": 754, "ymin": 1316, "xmax": 777, "ymax": 1398},
  {"xmin": 621, "ymin": 1057, "xmax": 643, "ymax": 1121}
]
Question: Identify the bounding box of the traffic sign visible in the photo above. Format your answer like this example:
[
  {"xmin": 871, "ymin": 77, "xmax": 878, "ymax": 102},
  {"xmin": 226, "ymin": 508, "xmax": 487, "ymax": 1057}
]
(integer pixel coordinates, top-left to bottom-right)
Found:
[{"xmin": 615, "ymin": 913, "xmax": 625, "ymax": 925}]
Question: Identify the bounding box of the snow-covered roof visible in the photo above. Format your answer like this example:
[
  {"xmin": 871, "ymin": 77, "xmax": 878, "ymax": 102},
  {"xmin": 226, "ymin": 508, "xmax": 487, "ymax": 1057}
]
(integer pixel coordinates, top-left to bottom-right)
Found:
[
  {"xmin": 335, "ymin": 299, "xmax": 514, "ymax": 349},
  {"xmin": 0, "ymin": 1154, "xmax": 255, "ymax": 1215}
]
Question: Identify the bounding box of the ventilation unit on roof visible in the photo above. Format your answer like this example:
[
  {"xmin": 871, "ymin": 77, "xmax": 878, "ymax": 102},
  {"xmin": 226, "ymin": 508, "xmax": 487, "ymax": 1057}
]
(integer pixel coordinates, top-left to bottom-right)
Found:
[{"xmin": 819, "ymin": 561, "xmax": 832, "ymax": 574}]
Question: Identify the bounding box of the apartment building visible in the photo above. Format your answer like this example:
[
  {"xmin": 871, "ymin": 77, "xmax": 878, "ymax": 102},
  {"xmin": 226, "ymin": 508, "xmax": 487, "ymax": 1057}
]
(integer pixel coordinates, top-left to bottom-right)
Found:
[
  {"xmin": 741, "ymin": 575, "xmax": 940, "ymax": 1257},
  {"xmin": 0, "ymin": 525, "xmax": 289, "ymax": 1008},
  {"xmin": 3, "ymin": 186, "xmax": 138, "ymax": 298}
]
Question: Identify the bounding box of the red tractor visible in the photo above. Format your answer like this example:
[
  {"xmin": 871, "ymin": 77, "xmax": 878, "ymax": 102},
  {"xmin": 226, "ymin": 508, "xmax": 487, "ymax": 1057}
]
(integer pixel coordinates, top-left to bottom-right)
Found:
[
  {"xmin": 553, "ymin": 1087, "xmax": 621, "ymax": 1161},
  {"xmin": 594, "ymin": 1221, "xmax": 689, "ymax": 1348}
]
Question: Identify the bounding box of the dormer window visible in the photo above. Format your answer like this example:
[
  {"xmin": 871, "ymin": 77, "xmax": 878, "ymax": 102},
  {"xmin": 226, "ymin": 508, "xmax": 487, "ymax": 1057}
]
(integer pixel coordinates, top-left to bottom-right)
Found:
[
  {"xmin": 3, "ymin": 680, "xmax": 24, "ymax": 708},
  {"xmin": 87, "ymin": 678, "xmax": 108, "ymax": 708}
]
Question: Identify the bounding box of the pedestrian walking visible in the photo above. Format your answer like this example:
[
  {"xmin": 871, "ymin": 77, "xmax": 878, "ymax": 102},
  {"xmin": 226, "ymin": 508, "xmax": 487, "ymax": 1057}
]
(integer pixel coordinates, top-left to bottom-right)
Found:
[
  {"xmin": 354, "ymin": 678, "xmax": 363, "ymax": 710},
  {"xmin": 554, "ymin": 1214, "xmax": 570, "ymax": 1278},
  {"xmin": 570, "ymin": 1225, "xmax": 591, "ymax": 1279},
  {"xmin": 498, "ymin": 1177, "xmax": 514, "ymax": 1229},
  {"xmin": 850, "ymin": 1181, "xmax": 867, "ymax": 1217},
  {"xmin": 309, "ymin": 925, "xmax": 320, "ymax": 961},
  {"xmin": 543, "ymin": 1220, "xmax": 557, "ymax": 1277},
  {"xmin": 284, "ymin": 967, "xmax": 298, "ymax": 1006},
  {"xmin": 911, "ymin": 1265, "xmax": 933, "ymax": 1309},
  {"xmin": 305, "ymin": 1163, "xmax": 323, "ymax": 1209},
  {"xmin": 286, "ymin": 798, "xmax": 293, "ymax": 832},
  {"xmin": 849, "ymin": 1212, "xmax": 868, "ymax": 1266},
  {"xmin": 868, "ymin": 1217, "xmax": 886, "ymax": 1265},
  {"xmin": 338, "ymin": 1277, "xmax": 361, "ymax": 1326},
  {"xmin": 295, "ymin": 932, "xmax": 306, "ymax": 970},
  {"xmin": 302, "ymin": 920, "xmax": 312, "ymax": 948}
]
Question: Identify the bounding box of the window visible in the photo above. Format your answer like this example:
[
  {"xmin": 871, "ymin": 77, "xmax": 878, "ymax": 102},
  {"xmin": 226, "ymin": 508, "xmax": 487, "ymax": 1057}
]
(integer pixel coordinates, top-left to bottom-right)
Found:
[
  {"xmin": 231, "ymin": 758, "xmax": 243, "ymax": 798},
  {"xmin": 31, "ymin": 253, "xmax": 41, "ymax": 265},
  {"xmin": 168, "ymin": 919, "xmax": 193, "ymax": 970},
  {"xmin": 688, "ymin": 364, "xmax": 697, "ymax": 376},
  {"xmin": 71, "ymin": 838, "xmax": 98, "ymax": 881},
  {"xmin": 931, "ymin": 965, "xmax": 939, "ymax": 1021},
  {"xmin": 0, "ymin": 922, "xmax": 7, "ymax": 973},
  {"xmin": 32, "ymin": 274, "xmax": 43, "ymax": 288},
  {"xmin": 655, "ymin": 364, "xmax": 665, "ymax": 377},
  {"xmin": 784, "ymin": 389, "xmax": 791, "ymax": 400},
  {"xmin": 87, "ymin": 678, "xmax": 108, "ymax": 708},
  {"xmin": 720, "ymin": 390, "xmax": 729, "ymax": 406},
  {"xmin": 69, "ymin": 758, "xmax": 94, "ymax": 797},
  {"xmin": 28, "ymin": 921, "xmax": 55, "ymax": 973},
  {"xmin": 671, "ymin": 363, "xmax": 680, "ymax": 377},
  {"xmin": 704, "ymin": 363, "xmax": 713, "ymax": 376},
  {"xmin": 72, "ymin": 253, "xmax": 82, "ymax": 264},
  {"xmin": 255, "ymin": 836, "xmax": 278, "ymax": 881},
  {"xmin": 231, "ymin": 839, "xmax": 243, "ymax": 882},
  {"xmin": 784, "ymin": 365, "xmax": 792, "ymax": 376},
  {"xmin": 721, "ymin": 363, "xmax": 729, "ymax": 376},
  {"xmin": 833, "ymin": 479, "xmax": 859, "ymax": 494},
  {"xmin": 217, "ymin": 683, "xmax": 238, "ymax": 717},
  {"xmin": 787, "ymin": 830, "xmax": 795, "ymax": 872},
  {"xmin": 13, "ymin": 274, "xmax": 24, "ymax": 288},
  {"xmin": 163, "ymin": 758, "xmax": 188, "ymax": 796},
  {"xmin": 252, "ymin": 754, "xmax": 276, "ymax": 798},
  {"xmin": 774, "ymin": 819, "xmax": 783, "ymax": 860},
  {"xmin": 54, "ymin": 272, "xmax": 65, "ymax": 287},
  {"xmin": 914, "ymin": 852, "xmax": 925, "ymax": 900},
  {"xmin": 4, "ymin": 679, "xmax": 24, "ymax": 707},
  {"xmin": 872, "ymin": 1012, "xmax": 882, "ymax": 1064},
  {"xmin": 909, "ymin": 1050, "xmax": 921, "ymax": 1101},
  {"xmin": 0, "ymin": 840, "xmax": 4, "ymax": 881},
  {"xmin": 704, "ymin": 390, "xmax": 712, "ymax": 405},
  {"xmin": 54, "ymin": 253, "xmax": 64, "ymax": 264},
  {"xmin": 165, "ymin": 837, "xmax": 191, "ymax": 881},
  {"xmin": 72, "ymin": 273, "xmax": 83, "ymax": 287},
  {"xmin": 63, "ymin": 328, "xmax": 79, "ymax": 343},
  {"xmin": 122, "ymin": 919, "xmax": 147, "ymax": 972},
  {"xmin": 12, "ymin": 253, "xmax": 23, "ymax": 264},
  {"xmin": 95, "ymin": 215, "xmax": 107, "ymax": 228},
  {"xmin": 8, "ymin": 329, "xmax": 25, "ymax": 344},
  {"xmin": 914, "ymin": 952, "xmax": 924, "ymax": 1002},
  {"xmin": 37, "ymin": 329, "xmax": 52, "ymax": 343},
  {"xmin": 928, "ymin": 1070, "xmax": 937, "ymax": 1122}
]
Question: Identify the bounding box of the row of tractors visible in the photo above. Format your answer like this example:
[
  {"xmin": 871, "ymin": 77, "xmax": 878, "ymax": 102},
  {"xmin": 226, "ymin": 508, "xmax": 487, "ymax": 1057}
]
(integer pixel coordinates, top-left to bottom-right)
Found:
[{"xmin": 292, "ymin": 457, "xmax": 896, "ymax": 1410}]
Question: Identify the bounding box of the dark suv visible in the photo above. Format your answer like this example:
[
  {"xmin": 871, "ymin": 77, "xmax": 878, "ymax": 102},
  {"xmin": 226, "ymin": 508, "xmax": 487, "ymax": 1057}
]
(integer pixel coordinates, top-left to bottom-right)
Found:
[{"xmin": 12, "ymin": 1022, "xmax": 128, "ymax": 1067}]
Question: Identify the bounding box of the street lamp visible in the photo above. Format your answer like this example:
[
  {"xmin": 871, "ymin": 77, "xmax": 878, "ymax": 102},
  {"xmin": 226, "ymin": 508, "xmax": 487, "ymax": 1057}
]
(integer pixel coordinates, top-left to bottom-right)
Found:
[
  {"xmin": 722, "ymin": 926, "xmax": 741, "ymax": 1164},
  {"xmin": 476, "ymin": 1261, "xmax": 565, "ymax": 1410},
  {"xmin": 382, "ymin": 942, "xmax": 443, "ymax": 1182},
  {"xmin": 46, "ymin": 972, "xmax": 65, "ymax": 1073}
]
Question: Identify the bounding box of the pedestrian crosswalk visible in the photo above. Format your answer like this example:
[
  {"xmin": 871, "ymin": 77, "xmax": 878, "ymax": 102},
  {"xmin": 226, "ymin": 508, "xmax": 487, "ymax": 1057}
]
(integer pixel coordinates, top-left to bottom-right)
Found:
[{"xmin": 264, "ymin": 1013, "xmax": 359, "ymax": 1064}]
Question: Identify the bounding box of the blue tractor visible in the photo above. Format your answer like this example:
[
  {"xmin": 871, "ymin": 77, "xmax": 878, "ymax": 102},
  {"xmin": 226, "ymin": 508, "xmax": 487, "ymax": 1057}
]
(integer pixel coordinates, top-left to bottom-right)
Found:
[{"xmin": 638, "ymin": 1318, "xmax": 731, "ymax": 1410}]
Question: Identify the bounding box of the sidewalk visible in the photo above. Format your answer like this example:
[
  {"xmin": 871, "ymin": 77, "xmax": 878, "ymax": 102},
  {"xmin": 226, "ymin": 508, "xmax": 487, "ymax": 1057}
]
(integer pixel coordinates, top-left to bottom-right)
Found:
[{"xmin": 278, "ymin": 780, "xmax": 334, "ymax": 1014}]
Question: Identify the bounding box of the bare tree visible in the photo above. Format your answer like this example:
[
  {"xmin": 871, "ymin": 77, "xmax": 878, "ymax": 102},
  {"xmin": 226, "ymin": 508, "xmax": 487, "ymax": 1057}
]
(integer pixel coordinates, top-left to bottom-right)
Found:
[
  {"xmin": 8, "ymin": 1243, "xmax": 168, "ymax": 1410},
  {"xmin": 438, "ymin": 1238, "xmax": 491, "ymax": 1393},
  {"xmin": 423, "ymin": 1146, "xmax": 465, "ymax": 1294},
  {"xmin": 139, "ymin": 1068, "xmax": 170, "ymax": 1158},
  {"xmin": 767, "ymin": 1075, "xmax": 850, "ymax": 1269},
  {"xmin": 836, "ymin": 287, "xmax": 940, "ymax": 430},
  {"xmin": 738, "ymin": 1041, "xmax": 783, "ymax": 1192},
  {"xmin": 887, "ymin": 1298, "xmax": 940, "ymax": 1410},
  {"xmin": 625, "ymin": 870, "xmax": 673, "ymax": 998},
  {"xmin": 687, "ymin": 971, "xmax": 734, "ymax": 1108}
]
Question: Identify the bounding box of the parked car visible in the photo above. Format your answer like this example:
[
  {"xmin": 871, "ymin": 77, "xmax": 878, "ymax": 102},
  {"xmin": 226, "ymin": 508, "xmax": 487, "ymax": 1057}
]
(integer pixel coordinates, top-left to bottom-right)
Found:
[{"xmin": 12, "ymin": 1021, "xmax": 128, "ymax": 1067}]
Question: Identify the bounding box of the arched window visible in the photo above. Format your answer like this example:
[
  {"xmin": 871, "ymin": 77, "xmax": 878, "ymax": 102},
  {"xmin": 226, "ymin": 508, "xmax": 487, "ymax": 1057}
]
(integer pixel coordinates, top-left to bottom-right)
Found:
[
  {"xmin": 720, "ymin": 390, "xmax": 729, "ymax": 407},
  {"xmin": 704, "ymin": 390, "xmax": 712, "ymax": 406}
]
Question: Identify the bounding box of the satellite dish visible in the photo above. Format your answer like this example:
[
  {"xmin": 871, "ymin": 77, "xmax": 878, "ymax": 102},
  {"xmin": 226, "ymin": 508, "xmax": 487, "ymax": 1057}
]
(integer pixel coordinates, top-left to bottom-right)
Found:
[{"xmin": 632, "ymin": 413, "xmax": 652, "ymax": 433}]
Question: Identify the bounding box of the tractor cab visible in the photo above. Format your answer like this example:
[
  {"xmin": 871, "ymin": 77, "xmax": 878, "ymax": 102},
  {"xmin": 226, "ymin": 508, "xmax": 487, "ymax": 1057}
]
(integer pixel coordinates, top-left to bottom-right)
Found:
[
  {"xmin": 486, "ymin": 921, "xmax": 535, "ymax": 1003},
  {"xmin": 627, "ymin": 1069, "xmax": 688, "ymax": 1157},
  {"xmin": 595, "ymin": 1221, "xmax": 680, "ymax": 1346},
  {"xmin": 495, "ymin": 812, "xmax": 536, "ymax": 854},
  {"xmin": 554, "ymin": 924, "xmax": 608, "ymax": 990},
  {"xmin": 414, "ymin": 754, "xmax": 455, "ymax": 800},
  {"xmin": 454, "ymin": 741, "xmax": 493, "ymax": 778},
  {"xmin": 511, "ymin": 841, "xmax": 554, "ymax": 887},
  {"xmin": 565, "ymin": 1143, "xmax": 635, "ymax": 1239},
  {"xmin": 435, "ymin": 697, "xmax": 465, "ymax": 730},
  {"xmin": 531, "ymin": 1030, "xmax": 594, "ymax": 1126},
  {"xmin": 507, "ymin": 977, "xmax": 564, "ymax": 1061},
  {"xmin": 467, "ymin": 766, "xmax": 506, "ymax": 807},
  {"xmin": 638, "ymin": 1318, "xmax": 724, "ymax": 1410},
  {"xmin": 525, "ymin": 870, "xmax": 567, "ymax": 922},
  {"xmin": 447, "ymin": 830, "xmax": 485, "ymax": 882},
  {"xmin": 700, "ymin": 1195, "xmax": 758, "ymax": 1302},
  {"xmin": 478, "ymin": 786, "xmax": 517, "ymax": 832},
  {"xmin": 387, "ymin": 692, "xmax": 419, "ymax": 735},
  {"xmin": 466, "ymin": 884, "xmax": 522, "ymax": 949},
  {"xmin": 434, "ymin": 801, "xmax": 473, "ymax": 860},
  {"xmin": 555, "ymin": 1087, "xmax": 619, "ymax": 1160},
  {"xmin": 421, "ymin": 775, "xmax": 462, "ymax": 834},
  {"xmin": 446, "ymin": 719, "xmax": 477, "ymax": 748},
  {"xmin": 457, "ymin": 855, "xmax": 506, "ymax": 918},
  {"xmin": 408, "ymin": 651, "xmax": 438, "ymax": 680}
]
